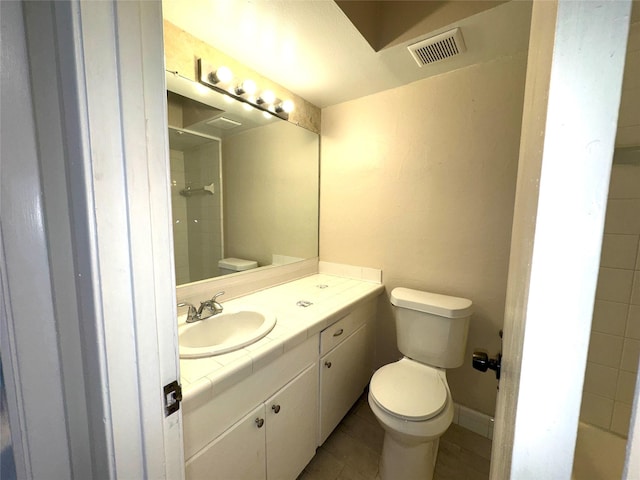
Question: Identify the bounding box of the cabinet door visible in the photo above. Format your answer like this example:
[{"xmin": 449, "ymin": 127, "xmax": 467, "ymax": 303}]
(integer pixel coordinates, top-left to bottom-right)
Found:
[
  {"xmin": 319, "ymin": 324, "xmax": 370, "ymax": 445},
  {"xmin": 185, "ymin": 404, "xmax": 266, "ymax": 480},
  {"xmin": 265, "ymin": 363, "xmax": 318, "ymax": 480}
]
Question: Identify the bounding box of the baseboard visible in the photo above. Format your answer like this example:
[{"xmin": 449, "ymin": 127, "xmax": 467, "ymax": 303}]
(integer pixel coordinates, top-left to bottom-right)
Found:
[{"xmin": 453, "ymin": 403, "xmax": 494, "ymax": 440}]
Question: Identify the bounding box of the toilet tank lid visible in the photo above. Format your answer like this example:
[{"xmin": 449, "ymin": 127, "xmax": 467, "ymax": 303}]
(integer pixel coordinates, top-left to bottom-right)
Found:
[
  {"xmin": 218, "ymin": 258, "xmax": 258, "ymax": 271},
  {"xmin": 390, "ymin": 287, "xmax": 472, "ymax": 318}
]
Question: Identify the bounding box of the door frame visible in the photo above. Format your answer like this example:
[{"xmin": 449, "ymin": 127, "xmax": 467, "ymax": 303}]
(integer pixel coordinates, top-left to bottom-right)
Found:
[
  {"xmin": 1, "ymin": 1, "xmax": 183, "ymax": 478},
  {"xmin": 491, "ymin": 1, "xmax": 635, "ymax": 478}
]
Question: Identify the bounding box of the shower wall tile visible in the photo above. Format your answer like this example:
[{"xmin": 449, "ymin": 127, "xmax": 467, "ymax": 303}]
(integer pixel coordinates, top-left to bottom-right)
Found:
[
  {"xmin": 184, "ymin": 140, "xmax": 223, "ymax": 283},
  {"xmin": 580, "ymin": 392, "xmax": 614, "ymax": 430},
  {"xmin": 609, "ymin": 164, "xmax": 640, "ymax": 198},
  {"xmin": 627, "ymin": 21, "xmax": 640, "ymax": 53},
  {"xmin": 617, "ymin": 87, "xmax": 640, "ymax": 127},
  {"xmin": 611, "ymin": 402, "xmax": 632, "ymax": 437},
  {"xmin": 631, "ymin": 271, "xmax": 640, "ymax": 305},
  {"xmin": 615, "ymin": 370, "xmax": 637, "ymax": 404},
  {"xmin": 583, "ymin": 17, "xmax": 640, "ymax": 436},
  {"xmin": 583, "ymin": 161, "xmax": 640, "ymax": 436},
  {"xmin": 587, "ymin": 332, "xmax": 624, "ymax": 368},
  {"xmin": 620, "ymin": 338, "xmax": 640, "ymax": 372},
  {"xmin": 584, "ymin": 362, "xmax": 618, "ymax": 399},
  {"xmin": 622, "ymin": 50, "xmax": 640, "ymax": 91},
  {"xmin": 592, "ymin": 300, "xmax": 628, "ymax": 336},
  {"xmin": 170, "ymin": 149, "xmax": 190, "ymax": 284},
  {"xmin": 627, "ymin": 305, "xmax": 640, "ymax": 339},
  {"xmin": 595, "ymin": 267, "xmax": 634, "ymax": 303},
  {"xmin": 604, "ymin": 199, "xmax": 640, "ymax": 234},
  {"xmin": 617, "ymin": 126, "xmax": 640, "ymax": 147},
  {"xmin": 600, "ymin": 234, "xmax": 639, "ymax": 269}
]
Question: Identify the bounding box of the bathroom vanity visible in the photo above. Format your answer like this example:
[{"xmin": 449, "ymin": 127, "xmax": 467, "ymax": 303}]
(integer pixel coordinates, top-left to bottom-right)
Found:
[{"xmin": 179, "ymin": 273, "xmax": 382, "ymax": 480}]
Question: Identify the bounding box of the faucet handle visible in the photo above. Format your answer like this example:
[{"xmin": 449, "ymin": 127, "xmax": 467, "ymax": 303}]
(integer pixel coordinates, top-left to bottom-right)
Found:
[
  {"xmin": 207, "ymin": 291, "xmax": 225, "ymax": 316},
  {"xmin": 177, "ymin": 302, "xmax": 197, "ymax": 323},
  {"xmin": 211, "ymin": 291, "xmax": 225, "ymax": 302}
]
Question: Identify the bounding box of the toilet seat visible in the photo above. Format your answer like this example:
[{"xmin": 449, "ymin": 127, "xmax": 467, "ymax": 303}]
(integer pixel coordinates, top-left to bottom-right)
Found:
[{"xmin": 370, "ymin": 358, "xmax": 447, "ymax": 421}]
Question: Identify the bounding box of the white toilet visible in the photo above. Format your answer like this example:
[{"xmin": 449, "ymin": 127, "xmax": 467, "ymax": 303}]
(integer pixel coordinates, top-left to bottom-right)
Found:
[
  {"xmin": 217, "ymin": 257, "xmax": 258, "ymax": 276},
  {"xmin": 368, "ymin": 287, "xmax": 472, "ymax": 480}
]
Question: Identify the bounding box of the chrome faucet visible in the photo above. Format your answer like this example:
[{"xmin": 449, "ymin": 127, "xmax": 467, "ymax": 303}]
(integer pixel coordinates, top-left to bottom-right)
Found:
[
  {"xmin": 196, "ymin": 291, "xmax": 225, "ymax": 320},
  {"xmin": 178, "ymin": 291, "xmax": 225, "ymax": 323},
  {"xmin": 177, "ymin": 302, "xmax": 198, "ymax": 323}
]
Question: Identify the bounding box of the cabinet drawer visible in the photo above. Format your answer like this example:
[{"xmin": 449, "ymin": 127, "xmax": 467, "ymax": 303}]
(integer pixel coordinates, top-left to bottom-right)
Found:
[{"xmin": 320, "ymin": 300, "xmax": 374, "ymax": 356}]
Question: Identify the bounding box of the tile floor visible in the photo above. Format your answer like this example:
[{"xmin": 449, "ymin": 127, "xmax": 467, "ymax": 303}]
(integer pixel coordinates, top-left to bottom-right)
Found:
[{"xmin": 299, "ymin": 393, "xmax": 492, "ymax": 480}]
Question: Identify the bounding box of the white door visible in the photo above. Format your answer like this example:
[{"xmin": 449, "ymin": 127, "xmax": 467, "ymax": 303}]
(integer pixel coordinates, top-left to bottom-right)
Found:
[
  {"xmin": 1, "ymin": 1, "xmax": 184, "ymax": 478},
  {"xmin": 491, "ymin": 1, "xmax": 634, "ymax": 479}
]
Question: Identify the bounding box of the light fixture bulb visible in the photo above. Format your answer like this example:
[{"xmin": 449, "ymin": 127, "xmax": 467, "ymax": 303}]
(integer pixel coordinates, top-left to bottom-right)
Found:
[
  {"xmin": 258, "ymin": 89, "xmax": 276, "ymax": 105},
  {"xmin": 211, "ymin": 66, "xmax": 233, "ymax": 84},
  {"xmin": 282, "ymin": 100, "xmax": 295, "ymax": 113},
  {"xmin": 235, "ymin": 79, "xmax": 257, "ymax": 96},
  {"xmin": 276, "ymin": 99, "xmax": 295, "ymax": 114}
]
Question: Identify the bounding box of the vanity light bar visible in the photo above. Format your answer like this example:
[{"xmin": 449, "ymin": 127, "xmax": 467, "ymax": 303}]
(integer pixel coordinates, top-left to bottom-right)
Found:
[{"xmin": 198, "ymin": 59, "xmax": 294, "ymax": 120}]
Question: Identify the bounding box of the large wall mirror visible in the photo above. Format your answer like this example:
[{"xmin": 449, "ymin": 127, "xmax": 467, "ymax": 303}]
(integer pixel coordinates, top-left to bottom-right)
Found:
[{"xmin": 166, "ymin": 72, "xmax": 320, "ymax": 286}]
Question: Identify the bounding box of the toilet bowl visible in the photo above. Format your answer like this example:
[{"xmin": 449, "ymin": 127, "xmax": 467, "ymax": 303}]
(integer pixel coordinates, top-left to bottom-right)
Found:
[
  {"xmin": 368, "ymin": 288, "xmax": 472, "ymax": 480},
  {"xmin": 369, "ymin": 358, "xmax": 454, "ymax": 480}
]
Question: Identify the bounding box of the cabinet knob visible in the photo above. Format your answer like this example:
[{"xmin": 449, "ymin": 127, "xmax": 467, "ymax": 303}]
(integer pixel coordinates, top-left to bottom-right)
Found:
[
  {"xmin": 255, "ymin": 417, "xmax": 264, "ymax": 428},
  {"xmin": 333, "ymin": 328, "xmax": 344, "ymax": 337},
  {"xmin": 272, "ymin": 404, "xmax": 281, "ymax": 414},
  {"xmin": 325, "ymin": 361, "xmax": 332, "ymax": 368}
]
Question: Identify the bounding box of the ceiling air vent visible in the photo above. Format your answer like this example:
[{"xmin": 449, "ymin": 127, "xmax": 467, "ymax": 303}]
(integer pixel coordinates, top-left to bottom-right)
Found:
[{"xmin": 407, "ymin": 27, "xmax": 466, "ymax": 67}]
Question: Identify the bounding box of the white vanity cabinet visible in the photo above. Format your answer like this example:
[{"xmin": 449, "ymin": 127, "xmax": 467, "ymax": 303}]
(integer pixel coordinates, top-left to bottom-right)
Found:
[
  {"xmin": 265, "ymin": 363, "xmax": 318, "ymax": 480},
  {"xmin": 186, "ymin": 403, "xmax": 266, "ymax": 480},
  {"xmin": 184, "ymin": 338, "xmax": 318, "ymax": 480},
  {"xmin": 318, "ymin": 299, "xmax": 376, "ymax": 445},
  {"xmin": 182, "ymin": 291, "xmax": 380, "ymax": 480}
]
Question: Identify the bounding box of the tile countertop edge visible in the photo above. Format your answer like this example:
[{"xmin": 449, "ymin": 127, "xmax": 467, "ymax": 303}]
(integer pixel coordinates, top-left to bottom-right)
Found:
[{"xmin": 180, "ymin": 275, "xmax": 383, "ymax": 405}]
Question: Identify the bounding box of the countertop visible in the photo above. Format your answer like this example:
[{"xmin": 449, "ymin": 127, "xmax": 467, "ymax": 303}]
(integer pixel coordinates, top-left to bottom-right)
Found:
[{"xmin": 179, "ymin": 273, "xmax": 384, "ymax": 402}]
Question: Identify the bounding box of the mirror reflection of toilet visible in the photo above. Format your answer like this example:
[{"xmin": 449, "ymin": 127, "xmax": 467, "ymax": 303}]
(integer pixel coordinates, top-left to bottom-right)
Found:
[
  {"xmin": 217, "ymin": 257, "xmax": 258, "ymax": 276},
  {"xmin": 368, "ymin": 287, "xmax": 472, "ymax": 480}
]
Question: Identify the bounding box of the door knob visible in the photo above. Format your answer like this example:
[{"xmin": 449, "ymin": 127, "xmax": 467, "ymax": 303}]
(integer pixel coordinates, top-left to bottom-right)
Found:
[{"xmin": 472, "ymin": 351, "xmax": 502, "ymax": 380}]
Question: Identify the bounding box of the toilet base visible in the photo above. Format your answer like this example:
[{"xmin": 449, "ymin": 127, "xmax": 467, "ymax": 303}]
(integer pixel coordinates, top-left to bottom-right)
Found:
[{"xmin": 379, "ymin": 433, "xmax": 439, "ymax": 480}]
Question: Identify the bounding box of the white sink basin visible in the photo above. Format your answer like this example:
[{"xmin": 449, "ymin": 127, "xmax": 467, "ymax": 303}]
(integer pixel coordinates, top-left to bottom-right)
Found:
[{"xmin": 179, "ymin": 309, "xmax": 276, "ymax": 358}]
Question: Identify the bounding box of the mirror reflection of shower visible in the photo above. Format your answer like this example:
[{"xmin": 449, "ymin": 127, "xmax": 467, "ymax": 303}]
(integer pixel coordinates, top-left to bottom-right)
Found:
[{"xmin": 169, "ymin": 126, "xmax": 223, "ymax": 285}]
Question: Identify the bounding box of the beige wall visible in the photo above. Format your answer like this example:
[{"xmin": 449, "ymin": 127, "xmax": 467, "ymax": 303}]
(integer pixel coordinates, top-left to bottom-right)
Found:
[
  {"xmin": 223, "ymin": 121, "xmax": 319, "ymax": 267},
  {"xmin": 581, "ymin": 18, "xmax": 640, "ymax": 437},
  {"xmin": 320, "ymin": 53, "xmax": 527, "ymax": 416}
]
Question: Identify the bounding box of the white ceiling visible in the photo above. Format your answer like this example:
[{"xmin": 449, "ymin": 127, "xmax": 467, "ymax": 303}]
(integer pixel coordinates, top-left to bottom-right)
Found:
[{"xmin": 162, "ymin": 0, "xmax": 532, "ymax": 109}]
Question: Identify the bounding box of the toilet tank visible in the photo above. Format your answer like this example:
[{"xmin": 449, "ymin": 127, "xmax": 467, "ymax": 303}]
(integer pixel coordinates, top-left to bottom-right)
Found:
[
  {"xmin": 390, "ymin": 288, "xmax": 472, "ymax": 369},
  {"xmin": 218, "ymin": 257, "xmax": 258, "ymax": 275}
]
